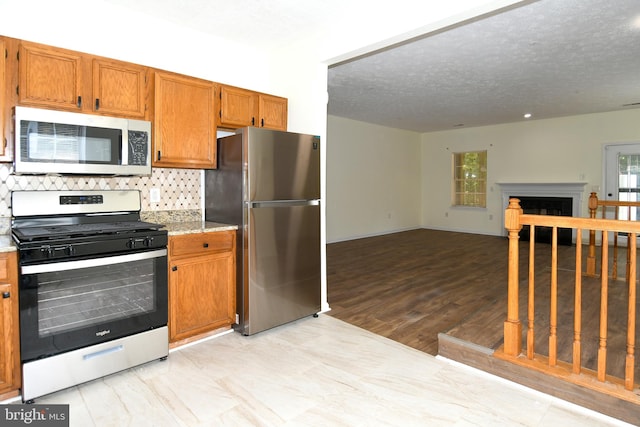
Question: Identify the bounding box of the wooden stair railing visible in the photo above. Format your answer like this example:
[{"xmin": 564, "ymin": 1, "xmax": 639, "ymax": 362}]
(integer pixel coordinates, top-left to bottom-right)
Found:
[
  {"xmin": 587, "ymin": 191, "xmax": 640, "ymax": 280},
  {"xmin": 498, "ymin": 198, "xmax": 640, "ymax": 402}
]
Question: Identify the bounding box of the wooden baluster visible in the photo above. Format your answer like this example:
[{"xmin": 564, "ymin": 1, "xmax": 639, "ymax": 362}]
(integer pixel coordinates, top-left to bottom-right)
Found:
[
  {"xmin": 598, "ymin": 230, "xmax": 609, "ymax": 382},
  {"xmin": 587, "ymin": 192, "xmax": 598, "ymax": 277},
  {"xmin": 573, "ymin": 228, "xmax": 582, "ymax": 374},
  {"xmin": 549, "ymin": 226, "xmax": 558, "ymax": 367},
  {"xmin": 527, "ymin": 225, "xmax": 536, "ymax": 359},
  {"xmin": 625, "ymin": 232, "xmax": 637, "ymax": 390},
  {"xmin": 626, "ymin": 206, "xmax": 632, "ymax": 282},
  {"xmin": 612, "ymin": 208, "xmax": 619, "ymax": 280},
  {"xmin": 504, "ymin": 198, "xmax": 523, "ymax": 357}
]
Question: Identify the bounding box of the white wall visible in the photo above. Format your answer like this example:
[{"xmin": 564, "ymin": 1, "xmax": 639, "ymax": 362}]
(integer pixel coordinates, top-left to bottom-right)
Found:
[
  {"xmin": 326, "ymin": 109, "xmax": 640, "ymax": 240},
  {"xmin": 421, "ymin": 109, "xmax": 640, "ymax": 236},
  {"xmin": 327, "ymin": 115, "xmax": 421, "ymax": 242}
]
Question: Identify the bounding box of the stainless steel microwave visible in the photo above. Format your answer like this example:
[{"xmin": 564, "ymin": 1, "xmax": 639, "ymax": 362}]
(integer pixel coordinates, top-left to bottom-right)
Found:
[{"xmin": 14, "ymin": 106, "xmax": 152, "ymax": 176}]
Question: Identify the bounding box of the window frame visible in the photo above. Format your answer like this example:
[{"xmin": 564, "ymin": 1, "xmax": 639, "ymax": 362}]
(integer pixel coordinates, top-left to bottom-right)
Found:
[{"xmin": 452, "ymin": 150, "xmax": 487, "ymax": 208}]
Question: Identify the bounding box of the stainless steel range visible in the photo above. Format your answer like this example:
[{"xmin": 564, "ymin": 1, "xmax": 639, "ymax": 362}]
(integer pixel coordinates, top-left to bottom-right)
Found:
[{"xmin": 11, "ymin": 190, "xmax": 169, "ymax": 402}]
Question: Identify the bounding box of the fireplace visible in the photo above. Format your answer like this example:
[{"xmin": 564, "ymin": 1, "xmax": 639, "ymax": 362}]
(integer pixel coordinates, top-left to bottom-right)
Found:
[
  {"xmin": 497, "ymin": 182, "xmax": 588, "ymax": 245},
  {"xmin": 515, "ymin": 196, "xmax": 572, "ymax": 245}
]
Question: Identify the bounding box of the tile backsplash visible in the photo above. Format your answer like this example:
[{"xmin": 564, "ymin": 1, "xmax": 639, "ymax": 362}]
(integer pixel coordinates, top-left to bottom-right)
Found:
[{"xmin": 0, "ymin": 163, "xmax": 202, "ymax": 229}]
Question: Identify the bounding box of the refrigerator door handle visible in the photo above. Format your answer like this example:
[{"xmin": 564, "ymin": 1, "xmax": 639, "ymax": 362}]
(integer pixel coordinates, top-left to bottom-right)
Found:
[{"xmin": 249, "ymin": 200, "xmax": 320, "ymax": 208}]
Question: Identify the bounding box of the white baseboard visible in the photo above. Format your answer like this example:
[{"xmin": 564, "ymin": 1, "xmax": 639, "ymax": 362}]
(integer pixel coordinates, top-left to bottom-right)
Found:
[{"xmin": 327, "ymin": 226, "xmax": 420, "ymax": 244}]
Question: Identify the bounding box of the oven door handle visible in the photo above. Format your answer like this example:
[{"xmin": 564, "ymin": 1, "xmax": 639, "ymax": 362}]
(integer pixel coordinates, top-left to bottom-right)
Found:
[{"xmin": 21, "ymin": 249, "xmax": 167, "ymax": 275}]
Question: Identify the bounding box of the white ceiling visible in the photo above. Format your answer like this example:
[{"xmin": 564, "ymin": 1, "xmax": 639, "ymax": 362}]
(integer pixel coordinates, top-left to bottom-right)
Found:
[
  {"xmin": 103, "ymin": 0, "xmax": 640, "ymax": 133},
  {"xmin": 328, "ymin": 0, "xmax": 640, "ymax": 132}
]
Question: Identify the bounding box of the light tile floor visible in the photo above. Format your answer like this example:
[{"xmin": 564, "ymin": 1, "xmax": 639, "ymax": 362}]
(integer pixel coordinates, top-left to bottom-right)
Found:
[{"xmin": 17, "ymin": 315, "xmax": 635, "ymax": 426}]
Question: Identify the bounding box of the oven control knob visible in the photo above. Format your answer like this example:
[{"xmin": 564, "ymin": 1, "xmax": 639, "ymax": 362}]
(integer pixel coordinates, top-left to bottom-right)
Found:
[
  {"xmin": 65, "ymin": 245, "xmax": 76, "ymax": 256},
  {"xmin": 41, "ymin": 247, "xmax": 55, "ymax": 258},
  {"xmin": 127, "ymin": 239, "xmax": 137, "ymax": 249},
  {"xmin": 143, "ymin": 237, "xmax": 154, "ymax": 247}
]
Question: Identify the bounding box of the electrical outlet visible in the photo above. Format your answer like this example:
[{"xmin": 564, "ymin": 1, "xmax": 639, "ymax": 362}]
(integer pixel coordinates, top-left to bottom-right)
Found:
[{"xmin": 150, "ymin": 188, "xmax": 161, "ymax": 203}]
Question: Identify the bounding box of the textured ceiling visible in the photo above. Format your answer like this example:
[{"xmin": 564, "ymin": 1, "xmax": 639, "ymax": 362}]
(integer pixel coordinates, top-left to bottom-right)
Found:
[
  {"xmin": 103, "ymin": 0, "xmax": 640, "ymax": 133},
  {"xmin": 328, "ymin": 0, "xmax": 640, "ymax": 132}
]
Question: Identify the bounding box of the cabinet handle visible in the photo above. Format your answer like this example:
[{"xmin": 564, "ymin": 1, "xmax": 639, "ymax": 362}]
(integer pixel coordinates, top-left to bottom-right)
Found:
[
  {"xmin": 171, "ymin": 266, "xmax": 178, "ymax": 272},
  {"xmin": 2, "ymin": 292, "xmax": 9, "ymax": 299},
  {"xmin": 157, "ymin": 151, "xmax": 162, "ymax": 161},
  {"xmin": 77, "ymin": 96, "xmax": 82, "ymax": 108},
  {"xmin": 261, "ymin": 118, "xmax": 264, "ymax": 127},
  {"xmin": 251, "ymin": 117, "xmax": 255, "ymax": 126},
  {"xmin": 203, "ymin": 243, "xmax": 209, "ymax": 248},
  {"xmin": 95, "ymin": 98, "xmax": 100, "ymax": 110}
]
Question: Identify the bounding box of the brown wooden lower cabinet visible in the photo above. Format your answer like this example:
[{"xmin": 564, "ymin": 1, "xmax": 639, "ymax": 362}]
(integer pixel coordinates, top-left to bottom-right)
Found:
[
  {"xmin": 0, "ymin": 251, "xmax": 20, "ymax": 400},
  {"xmin": 168, "ymin": 231, "xmax": 236, "ymax": 344}
]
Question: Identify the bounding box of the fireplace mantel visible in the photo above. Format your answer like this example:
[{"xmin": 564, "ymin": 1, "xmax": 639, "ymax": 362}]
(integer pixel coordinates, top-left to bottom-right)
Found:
[
  {"xmin": 496, "ymin": 182, "xmax": 587, "ymax": 198},
  {"xmin": 496, "ymin": 182, "xmax": 588, "ymax": 238}
]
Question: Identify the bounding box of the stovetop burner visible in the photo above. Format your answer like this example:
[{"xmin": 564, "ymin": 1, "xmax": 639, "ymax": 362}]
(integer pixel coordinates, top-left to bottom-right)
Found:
[
  {"xmin": 13, "ymin": 220, "xmax": 164, "ymax": 242},
  {"xmin": 11, "ymin": 190, "xmax": 169, "ymax": 263}
]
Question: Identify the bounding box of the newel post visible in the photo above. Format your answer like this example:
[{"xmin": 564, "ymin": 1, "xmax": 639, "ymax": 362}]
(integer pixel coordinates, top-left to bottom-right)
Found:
[
  {"xmin": 504, "ymin": 198, "xmax": 523, "ymax": 356},
  {"xmin": 586, "ymin": 192, "xmax": 598, "ymax": 276}
]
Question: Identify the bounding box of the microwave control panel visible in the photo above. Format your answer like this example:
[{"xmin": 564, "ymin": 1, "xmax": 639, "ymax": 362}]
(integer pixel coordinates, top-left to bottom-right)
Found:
[{"xmin": 128, "ymin": 131, "xmax": 149, "ymax": 165}]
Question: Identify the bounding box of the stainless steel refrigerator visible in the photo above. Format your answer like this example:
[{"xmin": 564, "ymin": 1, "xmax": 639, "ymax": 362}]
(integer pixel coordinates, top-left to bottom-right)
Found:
[{"xmin": 205, "ymin": 127, "xmax": 321, "ymax": 335}]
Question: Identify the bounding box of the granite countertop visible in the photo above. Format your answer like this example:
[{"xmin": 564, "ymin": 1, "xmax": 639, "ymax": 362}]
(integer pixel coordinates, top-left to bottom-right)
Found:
[
  {"xmin": 0, "ymin": 235, "xmax": 17, "ymax": 253},
  {"xmin": 162, "ymin": 221, "xmax": 237, "ymax": 236},
  {"xmin": 141, "ymin": 210, "xmax": 237, "ymax": 236}
]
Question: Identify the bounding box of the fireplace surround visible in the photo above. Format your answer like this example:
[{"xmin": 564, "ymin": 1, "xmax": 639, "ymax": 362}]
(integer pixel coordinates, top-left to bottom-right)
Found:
[{"xmin": 497, "ymin": 182, "xmax": 587, "ymax": 244}]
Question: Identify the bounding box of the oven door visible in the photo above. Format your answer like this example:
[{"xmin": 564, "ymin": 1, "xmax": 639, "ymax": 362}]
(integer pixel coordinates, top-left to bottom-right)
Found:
[{"xmin": 18, "ymin": 249, "xmax": 168, "ymax": 362}]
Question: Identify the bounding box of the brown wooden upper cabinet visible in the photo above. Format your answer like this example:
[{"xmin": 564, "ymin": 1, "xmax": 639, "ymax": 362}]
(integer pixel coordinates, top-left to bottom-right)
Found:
[
  {"xmin": 258, "ymin": 93, "xmax": 288, "ymax": 131},
  {"xmin": 0, "ymin": 37, "xmax": 7, "ymax": 161},
  {"xmin": 17, "ymin": 41, "xmax": 148, "ymax": 119},
  {"xmin": 91, "ymin": 58, "xmax": 147, "ymax": 118},
  {"xmin": 153, "ymin": 71, "xmax": 217, "ymax": 169},
  {"xmin": 218, "ymin": 84, "xmax": 287, "ymax": 131}
]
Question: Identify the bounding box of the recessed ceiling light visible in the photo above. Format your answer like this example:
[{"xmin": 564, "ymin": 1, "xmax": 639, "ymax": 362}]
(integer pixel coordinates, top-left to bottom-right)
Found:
[{"xmin": 524, "ymin": 113, "xmax": 532, "ymax": 119}]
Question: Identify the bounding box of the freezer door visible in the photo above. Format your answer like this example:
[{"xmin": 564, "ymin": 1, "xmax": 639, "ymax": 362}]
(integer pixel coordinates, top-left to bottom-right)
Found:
[
  {"xmin": 246, "ymin": 128, "xmax": 320, "ymax": 201},
  {"xmin": 245, "ymin": 202, "xmax": 321, "ymax": 335}
]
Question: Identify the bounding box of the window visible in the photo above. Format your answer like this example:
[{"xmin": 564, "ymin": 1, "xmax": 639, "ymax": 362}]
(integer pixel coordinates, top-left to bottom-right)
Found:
[
  {"xmin": 617, "ymin": 154, "xmax": 640, "ymax": 220},
  {"xmin": 453, "ymin": 150, "xmax": 487, "ymax": 207}
]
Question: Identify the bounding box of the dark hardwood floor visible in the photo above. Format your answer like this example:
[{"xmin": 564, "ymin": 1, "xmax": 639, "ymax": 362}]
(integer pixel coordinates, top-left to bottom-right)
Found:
[
  {"xmin": 327, "ymin": 229, "xmax": 511, "ymax": 354},
  {"xmin": 326, "ymin": 228, "xmax": 638, "ymax": 380}
]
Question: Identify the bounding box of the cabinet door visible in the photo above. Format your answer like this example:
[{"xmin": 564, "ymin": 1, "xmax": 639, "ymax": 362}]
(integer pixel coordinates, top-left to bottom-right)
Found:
[
  {"xmin": 0, "ymin": 252, "xmax": 19, "ymax": 398},
  {"xmin": 154, "ymin": 71, "xmax": 216, "ymax": 169},
  {"xmin": 218, "ymin": 85, "xmax": 256, "ymax": 128},
  {"xmin": 169, "ymin": 252, "xmax": 235, "ymax": 342},
  {"xmin": 0, "ymin": 38, "xmax": 6, "ymax": 160},
  {"xmin": 92, "ymin": 58, "xmax": 147, "ymax": 118},
  {"xmin": 0, "ymin": 283, "xmax": 14, "ymax": 394},
  {"xmin": 258, "ymin": 93, "xmax": 288, "ymax": 131},
  {"xmin": 18, "ymin": 42, "xmax": 83, "ymax": 111}
]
